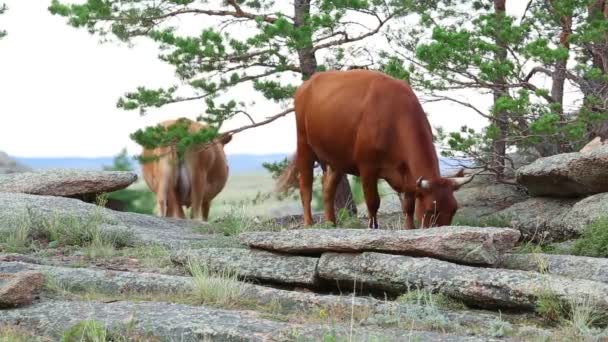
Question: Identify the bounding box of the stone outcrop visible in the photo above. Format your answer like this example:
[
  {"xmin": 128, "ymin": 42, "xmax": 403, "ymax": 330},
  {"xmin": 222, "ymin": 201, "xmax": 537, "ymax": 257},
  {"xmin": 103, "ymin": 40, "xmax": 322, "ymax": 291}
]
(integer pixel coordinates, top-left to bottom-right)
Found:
[
  {"xmin": 0, "ymin": 300, "xmax": 503, "ymax": 342},
  {"xmin": 0, "ymin": 260, "xmax": 507, "ymax": 332},
  {"xmin": 239, "ymin": 227, "xmax": 521, "ymax": 265},
  {"xmin": 0, "ymin": 169, "xmax": 137, "ymax": 198},
  {"xmin": 560, "ymin": 192, "xmax": 608, "ymax": 234},
  {"xmin": 496, "ymin": 193, "xmax": 608, "ymax": 242},
  {"xmin": 171, "ymin": 248, "xmax": 319, "ymax": 286},
  {"xmin": 516, "ymin": 145, "xmax": 608, "ymax": 197},
  {"xmin": 454, "ymin": 183, "xmax": 528, "ymax": 218},
  {"xmin": 496, "ymin": 197, "xmax": 577, "ymax": 242},
  {"xmin": 0, "ymin": 151, "xmax": 30, "ymax": 174},
  {"xmin": 317, "ymin": 252, "xmax": 608, "ymax": 310},
  {"xmin": 499, "ymin": 253, "xmax": 608, "ymax": 284},
  {"xmin": 580, "ymin": 136, "xmax": 606, "ymax": 154},
  {"xmin": 0, "ymin": 271, "xmax": 44, "ymax": 308},
  {"xmin": 0, "ymin": 193, "xmax": 209, "ymax": 248}
]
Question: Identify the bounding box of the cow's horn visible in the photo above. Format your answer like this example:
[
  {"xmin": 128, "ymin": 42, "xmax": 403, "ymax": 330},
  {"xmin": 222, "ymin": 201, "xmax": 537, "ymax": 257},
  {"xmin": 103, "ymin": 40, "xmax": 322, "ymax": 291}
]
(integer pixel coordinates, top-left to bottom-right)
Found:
[
  {"xmin": 449, "ymin": 175, "xmax": 474, "ymax": 188},
  {"xmin": 416, "ymin": 176, "xmax": 431, "ymax": 189}
]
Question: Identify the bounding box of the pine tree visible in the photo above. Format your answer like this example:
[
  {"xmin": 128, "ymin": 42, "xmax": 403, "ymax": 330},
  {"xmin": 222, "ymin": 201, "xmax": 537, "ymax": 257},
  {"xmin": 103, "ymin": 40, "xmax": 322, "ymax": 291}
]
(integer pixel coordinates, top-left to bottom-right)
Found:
[
  {"xmin": 48, "ymin": 0, "xmax": 433, "ymax": 215},
  {"xmin": 384, "ymin": 0, "xmax": 608, "ymax": 180},
  {"xmin": 0, "ymin": 3, "xmax": 7, "ymax": 39}
]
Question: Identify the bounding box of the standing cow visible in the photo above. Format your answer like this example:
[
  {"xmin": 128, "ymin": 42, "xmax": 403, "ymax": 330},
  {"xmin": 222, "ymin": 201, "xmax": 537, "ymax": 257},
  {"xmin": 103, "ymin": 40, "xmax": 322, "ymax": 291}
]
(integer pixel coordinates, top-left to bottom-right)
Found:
[
  {"xmin": 277, "ymin": 69, "xmax": 472, "ymax": 229},
  {"xmin": 141, "ymin": 118, "xmax": 231, "ymax": 221}
]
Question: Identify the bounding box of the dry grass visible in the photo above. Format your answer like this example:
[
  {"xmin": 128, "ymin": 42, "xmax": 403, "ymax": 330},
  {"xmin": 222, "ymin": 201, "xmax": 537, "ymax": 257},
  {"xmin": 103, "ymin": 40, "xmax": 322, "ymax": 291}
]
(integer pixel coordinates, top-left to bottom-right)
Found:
[{"xmin": 0, "ymin": 325, "xmax": 50, "ymax": 342}]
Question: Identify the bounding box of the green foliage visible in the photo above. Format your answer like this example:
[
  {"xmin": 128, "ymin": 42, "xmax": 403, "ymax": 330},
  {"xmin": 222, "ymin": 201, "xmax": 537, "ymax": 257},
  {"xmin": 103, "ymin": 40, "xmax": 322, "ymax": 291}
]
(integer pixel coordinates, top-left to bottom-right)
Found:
[
  {"xmin": 186, "ymin": 259, "xmax": 245, "ymax": 307},
  {"xmin": 262, "ymin": 157, "xmax": 290, "ymax": 179},
  {"xmin": 0, "ymin": 202, "xmax": 134, "ymax": 254},
  {"xmin": 130, "ymin": 118, "xmax": 219, "ymax": 161},
  {"xmin": 0, "ymin": 3, "xmax": 7, "ymax": 39},
  {"xmin": 572, "ymin": 217, "xmax": 608, "ymax": 258},
  {"xmin": 60, "ymin": 320, "xmax": 155, "ymax": 342},
  {"xmin": 451, "ymin": 214, "xmax": 510, "ymax": 228},
  {"xmin": 101, "ymin": 148, "xmax": 156, "ymax": 215},
  {"xmin": 386, "ymin": 0, "xmax": 608, "ymax": 175},
  {"xmin": 536, "ymin": 289, "xmax": 567, "ymax": 323},
  {"xmin": 102, "ymin": 148, "xmax": 133, "ymax": 172},
  {"xmin": 61, "ymin": 320, "xmax": 108, "ymax": 342},
  {"xmin": 48, "ymin": 0, "xmax": 422, "ymax": 167}
]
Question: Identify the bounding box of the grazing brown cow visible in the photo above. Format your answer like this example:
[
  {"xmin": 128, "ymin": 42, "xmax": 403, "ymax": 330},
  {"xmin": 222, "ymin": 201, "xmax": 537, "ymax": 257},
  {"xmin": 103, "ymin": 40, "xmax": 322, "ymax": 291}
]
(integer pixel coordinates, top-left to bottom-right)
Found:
[
  {"xmin": 141, "ymin": 118, "xmax": 231, "ymax": 221},
  {"xmin": 276, "ymin": 69, "xmax": 473, "ymax": 229}
]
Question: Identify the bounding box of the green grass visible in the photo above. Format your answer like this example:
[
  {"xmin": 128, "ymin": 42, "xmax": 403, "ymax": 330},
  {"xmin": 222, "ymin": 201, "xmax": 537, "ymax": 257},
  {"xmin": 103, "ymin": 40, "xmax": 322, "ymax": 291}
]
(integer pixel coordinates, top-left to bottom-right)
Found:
[
  {"xmin": 0, "ymin": 325, "xmax": 48, "ymax": 342},
  {"xmin": 0, "ymin": 197, "xmax": 134, "ymax": 257},
  {"xmin": 45, "ymin": 258, "xmax": 250, "ymax": 309},
  {"xmin": 397, "ymin": 288, "xmax": 466, "ymax": 311},
  {"xmin": 186, "ymin": 258, "xmax": 245, "ymax": 307},
  {"xmin": 571, "ymin": 217, "xmax": 608, "ymax": 257},
  {"xmin": 60, "ymin": 320, "xmax": 159, "ymax": 342},
  {"xmin": 451, "ymin": 214, "xmax": 511, "ymax": 228}
]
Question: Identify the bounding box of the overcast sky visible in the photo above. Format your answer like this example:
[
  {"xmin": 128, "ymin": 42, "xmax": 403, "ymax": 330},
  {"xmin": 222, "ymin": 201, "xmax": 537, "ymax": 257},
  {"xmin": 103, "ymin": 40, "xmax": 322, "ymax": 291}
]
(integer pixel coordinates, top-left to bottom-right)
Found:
[{"xmin": 0, "ymin": 0, "xmax": 568, "ymax": 158}]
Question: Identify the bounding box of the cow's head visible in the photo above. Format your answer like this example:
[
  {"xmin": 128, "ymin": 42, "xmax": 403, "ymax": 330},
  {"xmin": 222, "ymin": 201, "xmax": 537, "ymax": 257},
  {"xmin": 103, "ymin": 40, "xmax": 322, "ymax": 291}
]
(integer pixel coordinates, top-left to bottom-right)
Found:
[{"xmin": 414, "ymin": 171, "xmax": 473, "ymax": 227}]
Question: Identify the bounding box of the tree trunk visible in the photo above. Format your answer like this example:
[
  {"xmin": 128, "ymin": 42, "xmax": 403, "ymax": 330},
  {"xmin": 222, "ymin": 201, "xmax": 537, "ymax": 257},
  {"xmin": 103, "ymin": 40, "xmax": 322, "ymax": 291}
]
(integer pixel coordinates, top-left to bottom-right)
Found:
[
  {"xmin": 293, "ymin": 0, "xmax": 357, "ymax": 216},
  {"xmin": 492, "ymin": 0, "xmax": 508, "ymax": 180},
  {"xmin": 583, "ymin": 0, "xmax": 608, "ymax": 142},
  {"xmin": 550, "ymin": 1, "xmax": 573, "ymax": 153}
]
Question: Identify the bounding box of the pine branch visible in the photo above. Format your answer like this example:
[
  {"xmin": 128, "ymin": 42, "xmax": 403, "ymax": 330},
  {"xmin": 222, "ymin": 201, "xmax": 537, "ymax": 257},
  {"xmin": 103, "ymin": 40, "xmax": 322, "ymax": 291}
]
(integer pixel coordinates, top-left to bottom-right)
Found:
[{"xmin": 311, "ymin": 12, "xmax": 397, "ymax": 52}]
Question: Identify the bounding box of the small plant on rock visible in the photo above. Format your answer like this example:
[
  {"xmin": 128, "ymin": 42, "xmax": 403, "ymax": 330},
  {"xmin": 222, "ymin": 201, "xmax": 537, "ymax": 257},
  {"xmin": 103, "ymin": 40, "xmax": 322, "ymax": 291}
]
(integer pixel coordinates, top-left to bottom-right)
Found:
[
  {"xmin": 61, "ymin": 320, "xmax": 108, "ymax": 342},
  {"xmin": 572, "ymin": 217, "xmax": 608, "ymax": 258},
  {"xmin": 187, "ymin": 258, "xmax": 245, "ymax": 307}
]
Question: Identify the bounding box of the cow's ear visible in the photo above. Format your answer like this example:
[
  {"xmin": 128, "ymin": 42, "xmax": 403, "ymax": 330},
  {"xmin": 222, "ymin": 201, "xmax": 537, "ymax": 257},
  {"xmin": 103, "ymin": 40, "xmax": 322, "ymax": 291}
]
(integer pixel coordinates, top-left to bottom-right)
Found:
[{"xmin": 416, "ymin": 176, "xmax": 431, "ymax": 190}]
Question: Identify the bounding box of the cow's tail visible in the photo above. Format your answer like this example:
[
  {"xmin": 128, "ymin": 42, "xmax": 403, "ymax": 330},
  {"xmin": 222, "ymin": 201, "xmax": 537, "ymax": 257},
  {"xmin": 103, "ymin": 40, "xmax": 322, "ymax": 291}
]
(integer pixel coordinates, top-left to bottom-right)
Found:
[{"xmin": 275, "ymin": 152, "xmax": 299, "ymax": 194}]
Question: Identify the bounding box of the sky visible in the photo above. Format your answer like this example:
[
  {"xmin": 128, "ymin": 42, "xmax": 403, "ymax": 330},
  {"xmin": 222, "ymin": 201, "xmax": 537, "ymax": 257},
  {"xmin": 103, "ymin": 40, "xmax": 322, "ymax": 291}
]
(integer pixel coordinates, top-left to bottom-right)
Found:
[{"xmin": 0, "ymin": 0, "xmax": 573, "ymax": 158}]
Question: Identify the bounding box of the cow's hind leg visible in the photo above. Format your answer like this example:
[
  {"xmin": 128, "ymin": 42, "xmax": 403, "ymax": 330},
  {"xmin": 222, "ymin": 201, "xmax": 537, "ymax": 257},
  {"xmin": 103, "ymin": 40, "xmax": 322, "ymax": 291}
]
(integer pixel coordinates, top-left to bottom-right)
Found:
[
  {"xmin": 297, "ymin": 142, "xmax": 316, "ymax": 226},
  {"xmin": 322, "ymin": 166, "xmax": 341, "ymax": 226},
  {"xmin": 360, "ymin": 168, "xmax": 380, "ymax": 229}
]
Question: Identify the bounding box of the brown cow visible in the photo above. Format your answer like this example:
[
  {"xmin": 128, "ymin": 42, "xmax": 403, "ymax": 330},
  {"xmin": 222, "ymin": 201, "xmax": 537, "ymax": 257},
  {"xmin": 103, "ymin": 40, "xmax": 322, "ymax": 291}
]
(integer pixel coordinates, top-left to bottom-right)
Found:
[
  {"xmin": 276, "ymin": 69, "xmax": 473, "ymax": 229},
  {"xmin": 141, "ymin": 118, "xmax": 231, "ymax": 221}
]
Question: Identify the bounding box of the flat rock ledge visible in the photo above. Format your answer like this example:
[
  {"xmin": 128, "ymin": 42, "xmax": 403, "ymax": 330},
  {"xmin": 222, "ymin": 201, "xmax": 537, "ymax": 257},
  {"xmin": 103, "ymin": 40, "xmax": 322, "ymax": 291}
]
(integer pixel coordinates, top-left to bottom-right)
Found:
[
  {"xmin": 171, "ymin": 248, "xmax": 319, "ymax": 286},
  {"xmin": 0, "ymin": 169, "xmax": 137, "ymax": 197},
  {"xmin": 0, "ymin": 260, "xmax": 507, "ymax": 331},
  {"xmin": 499, "ymin": 253, "xmax": 608, "ymax": 284},
  {"xmin": 317, "ymin": 252, "xmax": 608, "ymax": 310},
  {"xmin": 239, "ymin": 227, "xmax": 521, "ymax": 265},
  {"xmin": 0, "ymin": 300, "xmax": 501, "ymax": 342}
]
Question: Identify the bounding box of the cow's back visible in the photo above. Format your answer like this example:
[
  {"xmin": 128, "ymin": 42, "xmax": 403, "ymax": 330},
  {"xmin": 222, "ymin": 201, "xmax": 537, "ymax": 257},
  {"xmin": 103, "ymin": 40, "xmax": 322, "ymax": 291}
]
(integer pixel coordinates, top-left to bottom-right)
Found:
[{"xmin": 295, "ymin": 70, "xmax": 417, "ymax": 172}]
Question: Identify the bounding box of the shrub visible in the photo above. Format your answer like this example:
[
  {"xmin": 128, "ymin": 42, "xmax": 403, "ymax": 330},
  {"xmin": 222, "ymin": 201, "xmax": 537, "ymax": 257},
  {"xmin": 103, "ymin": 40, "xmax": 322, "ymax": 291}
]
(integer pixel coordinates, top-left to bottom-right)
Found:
[{"xmin": 572, "ymin": 217, "xmax": 608, "ymax": 257}]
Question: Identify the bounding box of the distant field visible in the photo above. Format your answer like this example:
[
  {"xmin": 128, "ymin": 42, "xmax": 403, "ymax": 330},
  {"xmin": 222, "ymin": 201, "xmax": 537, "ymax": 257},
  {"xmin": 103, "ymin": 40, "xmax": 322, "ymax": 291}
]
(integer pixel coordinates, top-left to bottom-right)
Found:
[
  {"xmin": 209, "ymin": 171, "xmax": 302, "ymax": 218},
  {"xmin": 129, "ymin": 170, "xmax": 402, "ymax": 220}
]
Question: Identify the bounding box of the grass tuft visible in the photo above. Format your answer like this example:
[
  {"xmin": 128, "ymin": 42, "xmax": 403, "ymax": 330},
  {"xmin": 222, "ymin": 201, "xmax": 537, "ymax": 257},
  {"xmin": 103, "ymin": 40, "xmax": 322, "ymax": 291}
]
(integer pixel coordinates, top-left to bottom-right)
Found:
[
  {"xmin": 451, "ymin": 214, "xmax": 511, "ymax": 228},
  {"xmin": 572, "ymin": 217, "xmax": 608, "ymax": 258},
  {"xmin": 0, "ymin": 325, "xmax": 48, "ymax": 342},
  {"xmin": 186, "ymin": 258, "xmax": 245, "ymax": 307}
]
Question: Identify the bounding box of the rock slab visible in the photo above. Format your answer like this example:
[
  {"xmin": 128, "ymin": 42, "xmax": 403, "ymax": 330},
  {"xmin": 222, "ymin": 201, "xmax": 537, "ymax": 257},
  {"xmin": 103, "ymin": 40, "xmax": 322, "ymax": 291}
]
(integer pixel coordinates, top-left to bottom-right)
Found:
[
  {"xmin": 0, "ymin": 169, "xmax": 137, "ymax": 197},
  {"xmin": 516, "ymin": 144, "xmax": 608, "ymax": 197},
  {"xmin": 0, "ymin": 271, "xmax": 44, "ymax": 308},
  {"xmin": 499, "ymin": 253, "xmax": 608, "ymax": 284},
  {"xmin": 240, "ymin": 227, "xmax": 521, "ymax": 265},
  {"xmin": 497, "ymin": 193, "xmax": 608, "ymax": 242},
  {"xmin": 171, "ymin": 248, "xmax": 319, "ymax": 286},
  {"xmin": 0, "ymin": 300, "xmax": 497, "ymax": 342},
  {"xmin": 317, "ymin": 252, "xmax": 608, "ymax": 310},
  {"xmin": 0, "ymin": 193, "xmax": 208, "ymax": 248}
]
